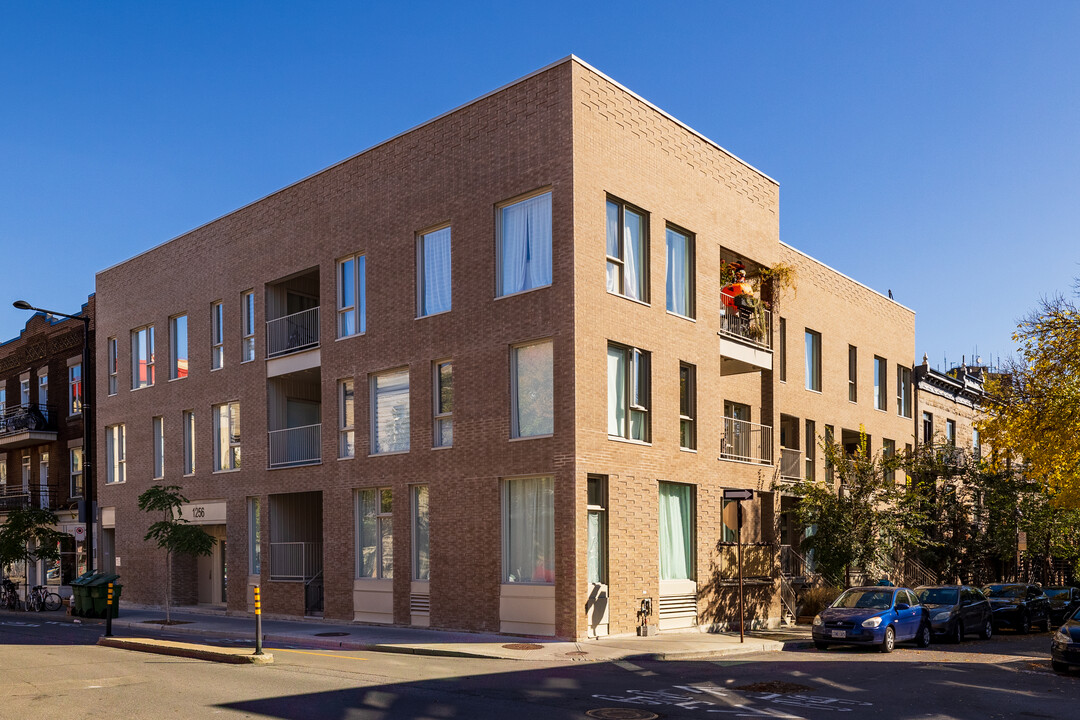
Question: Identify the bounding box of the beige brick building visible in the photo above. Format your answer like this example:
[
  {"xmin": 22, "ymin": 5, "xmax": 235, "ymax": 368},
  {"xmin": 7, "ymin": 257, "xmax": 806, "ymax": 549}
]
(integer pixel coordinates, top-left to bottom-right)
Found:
[{"xmin": 94, "ymin": 57, "xmax": 918, "ymax": 639}]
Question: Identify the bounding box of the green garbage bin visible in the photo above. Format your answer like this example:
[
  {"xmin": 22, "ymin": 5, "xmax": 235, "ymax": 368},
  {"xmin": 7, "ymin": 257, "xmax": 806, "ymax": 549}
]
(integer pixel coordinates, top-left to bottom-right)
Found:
[
  {"xmin": 69, "ymin": 572, "xmax": 95, "ymax": 617},
  {"xmin": 86, "ymin": 573, "xmax": 121, "ymax": 618}
]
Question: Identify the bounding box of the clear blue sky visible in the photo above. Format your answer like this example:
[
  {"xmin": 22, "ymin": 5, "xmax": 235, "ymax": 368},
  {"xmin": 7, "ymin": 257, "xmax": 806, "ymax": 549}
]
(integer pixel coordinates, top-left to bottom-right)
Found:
[{"xmin": 2, "ymin": 1, "xmax": 1078, "ymax": 369}]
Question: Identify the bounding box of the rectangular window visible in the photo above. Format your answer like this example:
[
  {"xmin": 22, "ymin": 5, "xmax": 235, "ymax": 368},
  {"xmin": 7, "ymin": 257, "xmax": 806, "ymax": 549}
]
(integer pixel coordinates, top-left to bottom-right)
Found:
[
  {"xmin": 973, "ymin": 429, "xmax": 982, "ymax": 459},
  {"xmin": 805, "ymin": 329, "xmax": 821, "ymax": 392},
  {"xmin": 22, "ymin": 451, "xmax": 30, "ymax": 485},
  {"xmin": 242, "ymin": 290, "xmax": 255, "ymax": 362},
  {"xmin": 169, "ymin": 314, "xmax": 188, "ymax": 380},
  {"xmin": 211, "ymin": 302, "xmax": 224, "ymax": 370},
  {"xmin": 0, "ymin": 388, "xmax": 5, "ymax": 418},
  {"xmin": 131, "ymin": 326, "xmax": 155, "ymax": 389},
  {"xmin": 337, "ymin": 254, "xmax": 367, "ymax": 337},
  {"xmin": 896, "ymin": 366, "xmax": 912, "ymax": 418},
  {"xmin": 69, "ymin": 447, "xmax": 83, "ymax": 498},
  {"xmin": 874, "ymin": 356, "xmax": 887, "ymax": 411},
  {"xmin": 248, "ymin": 497, "xmax": 261, "ymax": 574},
  {"xmin": 503, "ymin": 476, "xmax": 554, "ymax": 583},
  {"xmin": 665, "ymin": 225, "xmax": 694, "ymax": 317},
  {"xmin": 38, "ymin": 372, "xmax": 48, "ymax": 418},
  {"xmin": 356, "ymin": 487, "xmax": 393, "ymax": 579},
  {"xmin": 183, "ymin": 410, "xmax": 195, "ymax": 475},
  {"xmin": 213, "ymin": 402, "xmax": 241, "ymax": 471},
  {"xmin": 607, "ymin": 343, "xmax": 650, "ymax": 442},
  {"xmin": 805, "ymin": 419, "xmax": 816, "ymax": 481},
  {"xmin": 412, "ymin": 485, "xmax": 429, "ymax": 581},
  {"xmin": 848, "ymin": 345, "xmax": 858, "ymax": 403},
  {"xmin": 152, "ymin": 416, "xmax": 164, "ymax": 479},
  {"xmin": 605, "ymin": 197, "xmax": 647, "ymax": 302},
  {"xmin": 511, "ymin": 341, "xmax": 554, "ymax": 438},
  {"xmin": 497, "ymin": 190, "xmax": 552, "ymax": 297},
  {"xmin": 0, "ymin": 453, "xmax": 6, "ymax": 487},
  {"xmin": 339, "ymin": 379, "xmax": 355, "ymax": 458},
  {"xmin": 778, "ymin": 318, "xmax": 787, "ymax": 382},
  {"xmin": 946, "ymin": 419, "xmax": 956, "ymax": 445},
  {"xmin": 883, "ymin": 438, "xmax": 896, "ymax": 482},
  {"xmin": 417, "ymin": 226, "xmax": 452, "ymax": 316},
  {"xmin": 433, "ymin": 361, "xmax": 453, "ymax": 447},
  {"xmin": 107, "ymin": 337, "xmax": 118, "ymax": 395},
  {"xmin": 922, "ymin": 412, "xmax": 934, "ymax": 444},
  {"xmin": 21, "ymin": 377, "xmax": 30, "ymax": 406},
  {"xmin": 69, "ymin": 363, "xmax": 83, "ymax": 415},
  {"xmin": 371, "ymin": 368, "xmax": 410, "ymax": 454},
  {"xmin": 106, "ymin": 424, "xmax": 126, "ymax": 484},
  {"xmin": 825, "ymin": 425, "xmax": 835, "ymax": 482},
  {"xmin": 587, "ymin": 475, "xmax": 607, "ymax": 584},
  {"xmin": 658, "ymin": 482, "xmax": 694, "ymax": 581},
  {"xmin": 679, "ymin": 362, "xmax": 696, "ymax": 450}
]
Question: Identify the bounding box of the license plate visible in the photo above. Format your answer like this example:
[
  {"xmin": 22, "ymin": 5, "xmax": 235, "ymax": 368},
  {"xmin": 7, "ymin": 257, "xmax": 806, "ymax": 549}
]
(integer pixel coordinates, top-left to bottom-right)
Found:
[{"xmin": 831, "ymin": 630, "xmax": 846, "ymax": 639}]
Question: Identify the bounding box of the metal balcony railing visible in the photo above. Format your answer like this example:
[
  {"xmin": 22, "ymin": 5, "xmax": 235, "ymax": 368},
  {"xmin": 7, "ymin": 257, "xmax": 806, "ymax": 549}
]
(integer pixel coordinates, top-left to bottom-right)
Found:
[
  {"xmin": 0, "ymin": 403, "xmax": 57, "ymax": 436},
  {"xmin": 269, "ymin": 541, "xmax": 323, "ymax": 581},
  {"xmin": 268, "ymin": 424, "xmax": 321, "ymax": 468},
  {"xmin": 0, "ymin": 484, "xmax": 59, "ymax": 511},
  {"xmin": 266, "ymin": 307, "xmax": 319, "ymax": 358},
  {"xmin": 720, "ymin": 417, "xmax": 773, "ymax": 464},
  {"xmin": 719, "ymin": 293, "xmax": 772, "ymax": 350},
  {"xmin": 780, "ymin": 447, "xmax": 803, "ymax": 481}
]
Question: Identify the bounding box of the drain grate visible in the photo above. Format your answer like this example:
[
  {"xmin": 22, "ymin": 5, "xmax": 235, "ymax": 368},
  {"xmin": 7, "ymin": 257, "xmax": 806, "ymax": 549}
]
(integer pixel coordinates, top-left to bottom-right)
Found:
[
  {"xmin": 313, "ymin": 632, "xmax": 350, "ymax": 637},
  {"xmin": 502, "ymin": 642, "xmax": 544, "ymax": 650},
  {"xmin": 732, "ymin": 681, "xmax": 814, "ymax": 694},
  {"xmin": 586, "ymin": 709, "xmax": 660, "ymax": 720}
]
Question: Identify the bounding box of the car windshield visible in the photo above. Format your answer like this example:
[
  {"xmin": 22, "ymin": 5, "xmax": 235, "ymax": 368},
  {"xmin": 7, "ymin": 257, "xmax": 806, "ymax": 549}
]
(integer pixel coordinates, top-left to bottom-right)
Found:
[
  {"xmin": 831, "ymin": 589, "xmax": 894, "ymax": 610},
  {"xmin": 1044, "ymin": 589, "xmax": 1070, "ymax": 603},
  {"xmin": 918, "ymin": 588, "xmax": 958, "ymax": 605},
  {"xmin": 984, "ymin": 585, "xmax": 1025, "ymax": 598}
]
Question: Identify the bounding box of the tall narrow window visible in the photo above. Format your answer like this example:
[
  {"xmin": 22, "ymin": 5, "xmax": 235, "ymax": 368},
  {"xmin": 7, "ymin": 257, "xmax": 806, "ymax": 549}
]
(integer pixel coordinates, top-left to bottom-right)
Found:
[
  {"xmin": 106, "ymin": 424, "xmax": 126, "ymax": 484},
  {"xmin": 214, "ymin": 402, "xmax": 241, "ymax": 471},
  {"xmin": 371, "ymin": 369, "xmax": 410, "ymax": 454},
  {"xmin": 433, "ymin": 361, "xmax": 453, "ymax": 447},
  {"xmin": 107, "ymin": 337, "xmax": 118, "ymax": 395},
  {"xmin": 511, "ymin": 341, "xmax": 553, "ymax": 438},
  {"xmin": 37, "ymin": 371, "xmax": 48, "ymax": 419},
  {"xmin": 0, "ymin": 452, "xmax": 6, "ymax": 488},
  {"xmin": 922, "ymin": 412, "xmax": 934, "ymax": 444},
  {"xmin": 242, "ymin": 291, "xmax": 255, "ymax": 362},
  {"xmin": 805, "ymin": 330, "xmax": 821, "ymax": 392},
  {"xmin": 848, "ymin": 345, "xmax": 858, "ymax": 402},
  {"xmin": 587, "ymin": 475, "xmax": 607, "ymax": 585},
  {"xmin": 356, "ymin": 488, "xmax": 393, "ymax": 579},
  {"xmin": 169, "ymin": 315, "xmax": 188, "ymax": 379},
  {"xmin": 805, "ymin": 419, "xmax": 816, "ymax": 481},
  {"xmin": 679, "ymin": 362, "xmax": 696, "ymax": 450},
  {"xmin": 973, "ymin": 429, "xmax": 982, "ymax": 459},
  {"xmin": 69, "ymin": 363, "xmax": 82, "ymax": 415},
  {"xmin": 497, "ymin": 191, "xmax": 552, "ymax": 297},
  {"xmin": 874, "ymin": 356, "xmax": 887, "ymax": 411},
  {"xmin": 417, "ymin": 226, "xmax": 451, "ymax": 316},
  {"xmin": 211, "ymin": 302, "xmax": 224, "ymax": 370},
  {"xmin": 778, "ymin": 317, "xmax": 787, "ymax": 382},
  {"xmin": 896, "ymin": 366, "xmax": 912, "ymax": 418},
  {"xmin": 658, "ymin": 482, "xmax": 694, "ymax": 581},
  {"xmin": 69, "ymin": 447, "xmax": 83, "ymax": 498},
  {"xmin": 412, "ymin": 485, "xmax": 429, "ymax": 581},
  {"xmin": 152, "ymin": 416, "xmax": 164, "ymax": 479},
  {"xmin": 248, "ymin": 497, "xmax": 261, "ymax": 574},
  {"xmin": 130, "ymin": 326, "xmax": 155, "ymax": 389},
  {"xmin": 607, "ymin": 343, "xmax": 650, "ymax": 441},
  {"xmin": 0, "ymin": 388, "xmax": 5, "ymax": 418},
  {"xmin": 883, "ymin": 439, "xmax": 896, "ymax": 483},
  {"xmin": 605, "ymin": 197, "xmax": 647, "ymax": 301},
  {"xmin": 824, "ymin": 425, "xmax": 835, "ymax": 482},
  {"xmin": 183, "ymin": 410, "xmax": 195, "ymax": 475},
  {"xmin": 337, "ymin": 254, "xmax": 367, "ymax": 337},
  {"xmin": 339, "ymin": 379, "xmax": 355, "ymax": 458},
  {"xmin": 665, "ymin": 226, "xmax": 694, "ymax": 317},
  {"xmin": 503, "ymin": 476, "xmax": 554, "ymax": 583},
  {"xmin": 946, "ymin": 419, "xmax": 956, "ymax": 445}
]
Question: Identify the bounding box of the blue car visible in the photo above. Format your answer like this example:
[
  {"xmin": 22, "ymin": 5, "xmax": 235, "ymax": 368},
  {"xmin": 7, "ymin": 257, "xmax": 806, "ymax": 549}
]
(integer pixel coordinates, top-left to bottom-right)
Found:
[{"xmin": 813, "ymin": 586, "xmax": 931, "ymax": 653}]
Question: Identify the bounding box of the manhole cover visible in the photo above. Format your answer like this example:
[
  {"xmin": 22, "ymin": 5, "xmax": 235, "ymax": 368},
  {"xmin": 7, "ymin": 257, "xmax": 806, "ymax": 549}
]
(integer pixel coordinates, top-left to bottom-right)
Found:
[
  {"xmin": 314, "ymin": 632, "xmax": 350, "ymax": 637},
  {"xmin": 565, "ymin": 650, "xmax": 588, "ymax": 657},
  {"xmin": 732, "ymin": 681, "xmax": 814, "ymax": 694},
  {"xmin": 586, "ymin": 709, "xmax": 660, "ymax": 720},
  {"xmin": 502, "ymin": 642, "xmax": 544, "ymax": 650}
]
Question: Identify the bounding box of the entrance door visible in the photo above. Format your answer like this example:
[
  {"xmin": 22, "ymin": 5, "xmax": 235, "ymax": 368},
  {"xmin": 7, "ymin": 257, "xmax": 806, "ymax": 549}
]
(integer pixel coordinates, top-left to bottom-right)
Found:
[{"xmin": 197, "ymin": 525, "xmax": 227, "ymax": 605}]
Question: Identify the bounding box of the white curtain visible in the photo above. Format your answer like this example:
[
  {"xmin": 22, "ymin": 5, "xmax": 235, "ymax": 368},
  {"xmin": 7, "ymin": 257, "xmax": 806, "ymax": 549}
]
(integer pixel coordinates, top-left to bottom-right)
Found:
[
  {"xmin": 659, "ymin": 483, "xmax": 693, "ymax": 580},
  {"xmin": 506, "ymin": 477, "xmax": 554, "ymax": 583},
  {"xmin": 500, "ymin": 192, "xmax": 552, "ymax": 295},
  {"xmin": 422, "ymin": 227, "xmax": 451, "ymax": 315},
  {"xmin": 587, "ymin": 510, "xmax": 601, "ymax": 584},
  {"xmin": 607, "ymin": 346, "xmax": 625, "ymax": 436},
  {"xmin": 605, "ymin": 201, "xmax": 620, "ymax": 292},
  {"xmin": 624, "ymin": 209, "xmax": 642, "ymax": 300},
  {"xmin": 373, "ymin": 369, "xmax": 410, "ymax": 453},
  {"xmin": 666, "ymin": 228, "xmax": 688, "ymax": 316}
]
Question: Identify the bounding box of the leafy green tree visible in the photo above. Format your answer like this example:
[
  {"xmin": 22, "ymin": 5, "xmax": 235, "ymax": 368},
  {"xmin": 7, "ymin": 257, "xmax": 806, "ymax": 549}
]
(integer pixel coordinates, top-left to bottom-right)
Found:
[
  {"xmin": 0, "ymin": 507, "xmax": 65, "ymax": 606},
  {"xmin": 137, "ymin": 485, "xmax": 216, "ymax": 623}
]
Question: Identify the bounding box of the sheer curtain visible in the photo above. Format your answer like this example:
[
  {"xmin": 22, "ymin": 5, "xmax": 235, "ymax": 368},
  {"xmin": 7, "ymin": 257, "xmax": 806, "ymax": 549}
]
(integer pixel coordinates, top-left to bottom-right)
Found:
[
  {"xmin": 422, "ymin": 227, "xmax": 451, "ymax": 315},
  {"xmin": 659, "ymin": 482, "xmax": 693, "ymax": 580},
  {"xmin": 605, "ymin": 201, "xmax": 620, "ymax": 292},
  {"xmin": 514, "ymin": 341, "xmax": 553, "ymax": 437},
  {"xmin": 624, "ymin": 209, "xmax": 642, "ymax": 300},
  {"xmin": 506, "ymin": 477, "xmax": 554, "ymax": 583},
  {"xmin": 373, "ymin": 370, "xmax": 410, "ymax": 453},
  {"xmin": 607, "ymin": 346, "xmax": 626, "ymax": 436},
  {"xmin": 666, "ymin": 228, "xmax": 688, "ymax": 316},
  {"xmin": 500, "ymin": 192, "xmax": 552, "ymax": 296}
]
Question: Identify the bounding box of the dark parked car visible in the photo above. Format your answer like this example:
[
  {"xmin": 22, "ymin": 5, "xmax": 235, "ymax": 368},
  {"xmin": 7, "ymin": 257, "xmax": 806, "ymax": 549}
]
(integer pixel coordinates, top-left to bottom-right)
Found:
[
  {"xmin": 915, "ymin": 585, "xmax": 993, "ymax": 642},
  {"xmin": 982, "ymin": 583, "xmax": 1051, "ymax": 633},
  {"xmin": 813, "ymin": 586, "xmax": 930, "ymax": 653},
  {"xmin": 1051, "ymin": 605, "xmax": 1080, "ymax": 673},
  {"xmin": 1044, "ymin": 586, "xmax": 1080, "ymax": 625}
]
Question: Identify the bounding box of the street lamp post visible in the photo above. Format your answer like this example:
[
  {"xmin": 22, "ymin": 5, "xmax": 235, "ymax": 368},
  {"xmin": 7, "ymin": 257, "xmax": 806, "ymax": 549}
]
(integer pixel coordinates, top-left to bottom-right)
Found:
[{"xmin": 13, "ymin": 300, "xmax": 94, "ymax": 575}]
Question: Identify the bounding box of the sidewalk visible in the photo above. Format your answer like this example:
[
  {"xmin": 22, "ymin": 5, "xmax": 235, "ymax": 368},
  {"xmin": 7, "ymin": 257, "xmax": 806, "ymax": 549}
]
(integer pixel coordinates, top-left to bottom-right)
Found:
[{"xmin": 6, "ymin": 604, "xmax": 811, "ymax": 663}]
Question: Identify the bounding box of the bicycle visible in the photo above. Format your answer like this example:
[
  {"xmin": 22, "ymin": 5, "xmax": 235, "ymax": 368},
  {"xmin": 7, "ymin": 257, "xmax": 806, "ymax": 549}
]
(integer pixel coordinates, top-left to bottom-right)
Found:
[
  {"xmin": 1, "ymin": 579, "xmax": 19, "ymax": 610},
  {"xmin": 27, "ymin": 585, "xmax": 63, "ymax": 612}
]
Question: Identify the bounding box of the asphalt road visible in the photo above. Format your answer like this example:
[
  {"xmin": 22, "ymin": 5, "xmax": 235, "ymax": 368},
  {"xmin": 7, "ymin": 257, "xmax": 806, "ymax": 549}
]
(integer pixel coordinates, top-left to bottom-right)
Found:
[{"xmin": 1, "ymin": 617, "xmax": 1076, "ymax": 719}]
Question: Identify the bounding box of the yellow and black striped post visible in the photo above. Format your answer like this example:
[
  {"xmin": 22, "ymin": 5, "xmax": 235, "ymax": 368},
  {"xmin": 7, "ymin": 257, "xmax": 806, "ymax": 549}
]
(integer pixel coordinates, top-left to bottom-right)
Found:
[
  {"xmin": 253, "ymin": 585, "xmax": 264, "ymax": 655},
  {"xmin": 104, "ymin": 582, "xmax": 114, "ymax": 637}
]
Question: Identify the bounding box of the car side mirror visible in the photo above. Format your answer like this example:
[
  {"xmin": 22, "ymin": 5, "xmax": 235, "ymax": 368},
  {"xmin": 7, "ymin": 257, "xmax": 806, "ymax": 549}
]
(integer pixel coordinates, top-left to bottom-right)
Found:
[{"xmin": 895, "ymin": 603, "xmax": 910, "ymax": 611}]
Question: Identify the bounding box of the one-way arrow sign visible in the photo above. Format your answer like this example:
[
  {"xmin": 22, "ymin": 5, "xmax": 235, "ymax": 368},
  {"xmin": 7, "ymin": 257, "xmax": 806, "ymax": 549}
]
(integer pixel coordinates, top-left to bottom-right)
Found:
[{"xmin": 723, "ymin": 488, "xmax": 754, "ymax": 501}]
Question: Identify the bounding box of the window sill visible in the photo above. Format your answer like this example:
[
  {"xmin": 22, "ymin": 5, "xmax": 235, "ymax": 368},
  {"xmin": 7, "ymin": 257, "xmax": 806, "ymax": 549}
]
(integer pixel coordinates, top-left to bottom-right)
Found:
[
  {"xmin": 805, "ymin": 388, "xmax": 822, "ymax": 395},
  {"xmin": 608, "ymin": 435, "xmax": 652, "ymax": 447},
  {"xmin": 210, "ymin": 367, "xmax": 223, "ymax": 372},
  {"xmin": 241, "ymin": 359, "xmax": 255, "ymax": 364},
  {"xmin": 679, "ymin": 447, "xmax": 698, "ymax": 453},
  {"xmin": 606, "ymin": 290, "xmax": 650, "ymax": 308},
  {"xmin": 431, "ymin": 444, "xmax": 453, "ymax": 451},
  {"xmin": 130, "ymin": 384, "xmax": 155, "ymax": 392},
  {"xmin": 338, "ymin": 455, "xmax": 355, "ymax": 461},
  {"xmin": 369, "ymin": 450, "xmax": 410, "ymax": 457},
  {"xmin": 183, "ymin": 473, "xmax": 195, "ymax": 478},
  {"xmin": 666, "ymin": 310, "xmax": 696, "ymax": 323},
  {"xmin": 212, "ymin": 468, "xmax": 241, "ymax": 474},
  {"xmin": 168, "ymin": 376, "xmax": 186, "ymax": 383},
  {"xmin": 336, "ymin": 333, "xmax": 367, "ymax": 342},
  {"xmin": 415, "ymin": 309, "xmax": 451, "ymax": 320},
  {"xmin": 495, "ymin": 283, "xmax": 551, "ymax": 301},
  {"xmin": 510, "ymin": 434, "xmax": 553, "ymax": 442},
  {"xmin": 104, "ymin": 481, "xmax": 126, "ymax": 486}
]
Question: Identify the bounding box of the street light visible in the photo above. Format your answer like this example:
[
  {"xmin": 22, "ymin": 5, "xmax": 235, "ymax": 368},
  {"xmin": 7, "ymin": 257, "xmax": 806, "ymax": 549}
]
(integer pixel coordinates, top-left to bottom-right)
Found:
[{"xmin": 13, "ymin": 300, "xmax": 94, "ymax": 575}]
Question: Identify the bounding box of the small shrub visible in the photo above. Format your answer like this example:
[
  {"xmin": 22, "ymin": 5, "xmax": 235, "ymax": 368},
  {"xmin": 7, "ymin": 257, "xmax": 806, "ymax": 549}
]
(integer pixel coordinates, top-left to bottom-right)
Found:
[{"xmin": 798, "ymin": 586, "xmax": 843, "ymax": 618}]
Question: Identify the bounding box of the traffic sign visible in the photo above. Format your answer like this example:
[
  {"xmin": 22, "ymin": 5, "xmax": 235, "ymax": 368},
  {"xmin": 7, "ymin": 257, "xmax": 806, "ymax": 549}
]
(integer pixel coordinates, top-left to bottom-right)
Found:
[
  {"xmin": 723, "ymin": 488, "xmax": 754, "ymax": 501},
  {"xmin": 73, "ymin": 526, "xmax": 86, "ymax": 540}
]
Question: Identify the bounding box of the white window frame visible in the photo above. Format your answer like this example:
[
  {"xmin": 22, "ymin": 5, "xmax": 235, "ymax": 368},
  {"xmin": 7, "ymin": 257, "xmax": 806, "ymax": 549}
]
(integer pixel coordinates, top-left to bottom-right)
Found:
[
  {"xmin": 107, "ymin": 336, "xmax": 118, "ymax": 395},
  {"xmin": 68, "ymin": 363, "xmax": 82, "ymax": 416},
  {"xmin": 211, "ymin": 301, "xmax": 224, "ymax": 370},
  {"xmin": 370, "ymin": 368, "xmax": 410, "ymax": 455},
  {"xmin": 37, "ymin": 370, "xmax": 48, "ymax": 416},
  {"xmin": 106, "ymin": 424, "xmax": 126, "ymax": 484},
  {"xmin": 69, "ymin": 447, "xmax": 83, "ymax": 497},
  {"xmin": 496, "ymin": 189, "xmax": 552, "ymax": 298},
  {"xmin": 131, "ymin": 325, "xmax": 155, "ymax": 389},
  {"xmin": 337, "ymin": 253, "xmax": 366, "ymax": 338},
  {"xmin": 433, "ymin": 360, "xmax": 452, "ymax": 448},
  {"xmin": 152, "ymin": 416, "xmax": 164, "ymax": 479},
  {"xmin": 170, "ymin": 314, "xmax": 188, "ymax": 380},
  {"xmin": 417, "ymin": 225, "xmax": 452, "ymax": 317},
  {"xmin": 946, "ymin": 419, "xmax": 956, "ymax": 446},
  {"xmin": 339, "ymin": 378, "xmax": 355, "ymax": 459},
  {"xmin": 213, "ymin": 402, "xmax": 241, "ymax": 472},
  {"xmin": 356, "ymin": 487, "xmax": 393, "ymax": 579},
  {"xmin": 182, "ymin": 410, "xmax": 195, "ymax": 475},
  {"xmin": 241, "ymin": 290, "xmax": 255, "ymax": 362}
]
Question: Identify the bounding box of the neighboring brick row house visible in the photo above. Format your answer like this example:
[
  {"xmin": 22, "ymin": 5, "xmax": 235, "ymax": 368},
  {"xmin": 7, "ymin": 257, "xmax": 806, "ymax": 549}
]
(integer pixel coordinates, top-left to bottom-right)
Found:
[{"xmin": 1, "ymin": 57, "xmax": 982, "ymax": 639}]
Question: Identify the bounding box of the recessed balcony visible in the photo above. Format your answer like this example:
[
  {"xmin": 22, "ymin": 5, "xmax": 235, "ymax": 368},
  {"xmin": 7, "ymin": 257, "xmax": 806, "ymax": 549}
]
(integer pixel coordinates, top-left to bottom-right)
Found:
[
  {"xmin": 719, "ymin": 417, "xmax": 773, "ymax": 465},
  {"xmin": 718, "ymin": 294, "xmax": 772, "ymax": 376}
]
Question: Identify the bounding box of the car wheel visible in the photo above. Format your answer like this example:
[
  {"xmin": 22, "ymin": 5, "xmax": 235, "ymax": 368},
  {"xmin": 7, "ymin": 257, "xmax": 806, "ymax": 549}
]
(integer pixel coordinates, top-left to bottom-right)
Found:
[
  {"xmin": 979, "ymin": 618, "xmax": 993, "ymax": 640},
  {"xmin": 879, "ymin": 626, "xmax": 895, "ymax": 653},
  {"xmin": 916, "ymin": 623, "xmax": 931, "ymax": 648},
  {"xmin": 1052, "ymin": 659, "xmax": 1069, "ymax": 674},
  {"xmin": 952, "ymin": 621, "xmax": 964, "ymax": 644},
  {"xmin": 1019, "ymin": 612, "xmax": 1031, "ymax": 635},
  {"xmin": 814, "ymin": 641, "xmax": 829, "ymax": 651}
]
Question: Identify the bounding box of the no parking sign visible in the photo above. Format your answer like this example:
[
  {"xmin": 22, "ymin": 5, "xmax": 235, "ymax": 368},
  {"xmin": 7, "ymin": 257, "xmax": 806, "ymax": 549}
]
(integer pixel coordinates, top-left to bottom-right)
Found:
[{"xmin": 73, "ymin": 526, "xmax": 86, "ymax": 541}]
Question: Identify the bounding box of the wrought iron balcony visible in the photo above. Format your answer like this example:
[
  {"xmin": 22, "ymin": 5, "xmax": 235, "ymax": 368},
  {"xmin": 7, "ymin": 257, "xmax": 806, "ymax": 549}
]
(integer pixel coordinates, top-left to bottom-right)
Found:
[
  {"xmin": 0, "ymin": 403, "xmax": 58, "ymax": 450},
  {"xmin": 266, "ymin": 307, "xmax": 320, "ymax": 358},
  {"xmin": 0, "ymin": 483, "xmax": 60, "ymax": 512},
  {"xmin": 268, "ymin": 424, "xmax": 322, "ymax": 468}
]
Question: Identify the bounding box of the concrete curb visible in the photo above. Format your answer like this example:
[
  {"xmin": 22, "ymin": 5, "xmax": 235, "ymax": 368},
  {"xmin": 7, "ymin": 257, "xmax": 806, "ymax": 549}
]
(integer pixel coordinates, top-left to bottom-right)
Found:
[{"xmin": 98, "ymin": 636, "xmax": 274, "ymax": 664}]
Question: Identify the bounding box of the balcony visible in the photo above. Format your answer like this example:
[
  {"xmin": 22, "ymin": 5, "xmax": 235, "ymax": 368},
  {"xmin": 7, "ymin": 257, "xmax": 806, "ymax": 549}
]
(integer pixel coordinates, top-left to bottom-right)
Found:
[
  {"xmin": 718, "ymin": 293, "xmax": 772, "ymax": 376},
  {"xmin": 267, "ymin": 307, "xmax": 320, "ymax": 359},
  {"xmin": 268, "ymin": 424, "xmax": 322, "ymax": 469},
  {"xmin": 0, "ymin": 403, "xmax": 58, "ymax": 450},
  {"xmin": 780, "ymin": 447, "xmax": 803, "ymax": 481},
  {"xmin": 0, "ymin": 484, "xmax": 59, "ymax": 512},
  {"xmin": 720, "ymin": 417, "xmax": 773, "ymax": 465}
]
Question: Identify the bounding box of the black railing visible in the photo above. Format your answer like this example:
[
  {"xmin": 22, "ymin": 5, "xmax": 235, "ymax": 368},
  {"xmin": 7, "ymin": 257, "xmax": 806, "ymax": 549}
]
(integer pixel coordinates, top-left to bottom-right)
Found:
[
  {"xmin": 0, "ymin": 484, "xmax": 62, "ymax": 511},
  {"xmin": 0, "ymin": 403, "xmax": 58, "ymax": 435}
]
